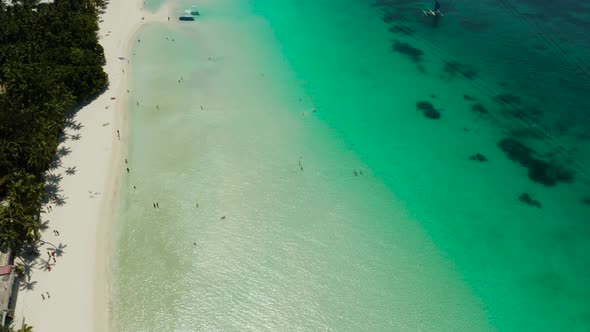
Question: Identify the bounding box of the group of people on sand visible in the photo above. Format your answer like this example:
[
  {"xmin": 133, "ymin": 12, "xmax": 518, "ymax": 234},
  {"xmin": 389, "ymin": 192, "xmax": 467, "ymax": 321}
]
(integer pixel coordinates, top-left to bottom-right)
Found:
[{"xmin": 44, "ymin": 248, "xmax": 57, "ymax": 272}]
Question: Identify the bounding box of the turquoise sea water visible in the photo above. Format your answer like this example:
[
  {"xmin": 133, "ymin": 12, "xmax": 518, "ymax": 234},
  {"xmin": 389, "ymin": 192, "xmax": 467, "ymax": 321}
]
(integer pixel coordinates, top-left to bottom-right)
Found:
[{"xmin": 113, "ymin": 0, "xmax": 590, "ymax": 331}]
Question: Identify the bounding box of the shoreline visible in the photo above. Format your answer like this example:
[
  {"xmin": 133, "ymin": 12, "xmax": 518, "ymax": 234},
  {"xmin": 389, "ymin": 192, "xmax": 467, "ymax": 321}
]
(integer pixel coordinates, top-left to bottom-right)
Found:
[
  {"xmin": 97, "ymin": 4, "xmax": 172, "ymax": 332},
  {"xmin": 13, "ymin": 0, "xmax": 171, "ymax": 331}
]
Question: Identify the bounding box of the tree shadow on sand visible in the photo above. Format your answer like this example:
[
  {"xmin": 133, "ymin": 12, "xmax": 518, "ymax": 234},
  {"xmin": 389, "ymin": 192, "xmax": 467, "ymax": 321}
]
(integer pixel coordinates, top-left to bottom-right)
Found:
[
  {"xmin": 47, "ymin": 155, "xmax": 63, "ymax": 171},
  {"xmin": 19, "ymin": 279, "xmax": 38, "ymax": 291},
  {"xmin": 44, "ymin": 173, "xmax": 63, "ymax": 186},
  {"xmin": 41, "ymin": 241, "xmax": 67, "ymax": 257},
  {"xmin": 44, "ymin": 182, "xmax": 61, "ymax": 200},
  {"xmin": 64, "ymin": 117, "xmax": 84, "ymax": 131},
  {"xmin": 53, "ymin": 195, "xmax": 67, "ymax": 206},
  {"xmin": 57, "ymin": 146, "xmax": 71, "ymax": 158},
  {"xmin": 65, "ymin": 166, "xmax": 77, "ymax": 176},
  {"xmin": 39, "ymin": 219, "xmax": 50, "ymax": 232}
]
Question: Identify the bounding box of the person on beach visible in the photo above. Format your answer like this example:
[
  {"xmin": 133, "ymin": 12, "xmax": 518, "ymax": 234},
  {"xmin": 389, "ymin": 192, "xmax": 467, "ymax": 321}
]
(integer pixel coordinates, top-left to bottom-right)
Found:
[
  {"xmin": 42, "ymin": 294, "xmax": 45, "ymax": 300},
  {"xmin": 126, "ymin": 168, "xmax": 130, "ymax": 173}
]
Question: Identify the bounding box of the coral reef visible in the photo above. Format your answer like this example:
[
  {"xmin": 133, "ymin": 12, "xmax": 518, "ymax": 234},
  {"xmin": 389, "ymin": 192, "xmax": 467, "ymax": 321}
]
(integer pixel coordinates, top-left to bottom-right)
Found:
[
  {"xmin": 519, "ymin": 193, "xmax": 542, "ymax": 208},
  {"xmin": 498, "ymin": 138, "xmax": 574, "ymax": 186},
  {"xmin": 416, "ymin": 101, "xmax": 441, "ymax": 119},
  {"xmin": 443, "ymin": 61, "xmax": 478, "ymax": 80},
  {"xmin": 471, "ymin": 103, "xmax": 489, "ymax": 114},
  {"xmin": 469, "ymin": 153, "xmax": 488, "ymax": 162},
  {"xmin": 393, "ymin": 40, "xmax": 424, "ymax": 62}
]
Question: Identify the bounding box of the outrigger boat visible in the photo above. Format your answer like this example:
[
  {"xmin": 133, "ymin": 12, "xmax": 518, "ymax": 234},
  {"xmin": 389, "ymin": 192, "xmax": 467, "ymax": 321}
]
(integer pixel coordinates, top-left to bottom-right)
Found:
[{"xmin": 423, "ymin": 0, "xmax": 444, "ymax": 16}]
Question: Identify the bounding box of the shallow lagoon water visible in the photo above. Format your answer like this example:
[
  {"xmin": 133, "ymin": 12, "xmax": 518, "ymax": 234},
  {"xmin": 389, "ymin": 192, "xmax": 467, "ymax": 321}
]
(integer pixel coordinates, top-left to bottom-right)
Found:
[{"xmin": 113, "ymin": 0, "xmax": 590, "ymax": 330}]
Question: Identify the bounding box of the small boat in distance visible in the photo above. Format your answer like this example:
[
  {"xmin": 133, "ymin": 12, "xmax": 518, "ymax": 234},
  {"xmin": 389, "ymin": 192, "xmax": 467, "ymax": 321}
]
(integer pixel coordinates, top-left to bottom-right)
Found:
[
  {"xmin": 423, "ymin": 0, "xmax": 444, "ymax": 16},
  {"xmin": 184, "ymin": 6, "xmax": 200, "ymax": 16},
  {"xmin": 179, "ymin": 16, "xmax": 195, "ymax": 21}
]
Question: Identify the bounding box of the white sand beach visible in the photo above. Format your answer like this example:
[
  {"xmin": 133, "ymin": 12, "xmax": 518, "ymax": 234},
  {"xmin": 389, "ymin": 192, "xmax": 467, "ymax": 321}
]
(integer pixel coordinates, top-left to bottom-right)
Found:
[{"xmin": 12, "ymin": 0, "xmax": 169, "ymax": 331}]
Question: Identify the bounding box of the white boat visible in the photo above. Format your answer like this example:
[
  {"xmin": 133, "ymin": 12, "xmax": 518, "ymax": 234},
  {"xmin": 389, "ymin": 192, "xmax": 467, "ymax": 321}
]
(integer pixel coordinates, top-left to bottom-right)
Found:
[
  {"xmin": 184, "ymin": 5, "xmax": 200, "ymax": 16},
  {"xmin": 423, "ymin": 0, "xmax": 443, "ymax": 16}
]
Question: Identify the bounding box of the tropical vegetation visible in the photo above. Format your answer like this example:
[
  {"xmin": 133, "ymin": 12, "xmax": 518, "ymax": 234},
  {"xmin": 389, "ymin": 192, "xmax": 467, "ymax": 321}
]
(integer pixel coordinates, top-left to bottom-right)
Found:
[{"xmin": 0, "ymin": 0, "xmax": 108, "ymax": 329}]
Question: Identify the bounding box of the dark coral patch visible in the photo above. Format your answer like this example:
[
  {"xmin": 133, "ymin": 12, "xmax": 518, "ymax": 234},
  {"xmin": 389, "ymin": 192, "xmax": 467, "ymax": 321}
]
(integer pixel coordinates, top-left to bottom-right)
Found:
[
  {"xmin": 519, "ymin": 193, "xmax": 542, "ymax": 208},
  {"xmin": 463, "ymin": 94, "xmax": 476, "ymax": 101},
  {"xmin": 471, "ymin": 103, "xmax": 489, "ymax": 114},
  {"xmin": 417, "ymin": 101, "xmax": 434, "ymax": 110},
  {"xmin": 498, "ymin": 138, "xmax": 574, "ymax": 186},
  {"xmin": 416, "ymin": 101, "xmax": 440, "ymax": 119},
  {"xmin": 392, "ymin": 40, "xmax": 423, "ymax": 62},
  {"xmin": 423, "ymin": 108, "xmax": 440, "ymax": 119},
  {"xmin": 494, "ymin": 93, "xmax": 522, "ymax": 105},
  {"xmin": 469, "ymin": 153, "xmax": 488, "ymax": 162},
  {"xmin": 582, "ymin": 197, "xmax": 590, "ymax": 205},
  {"xmin": 443, "ymin": 61, "xmax": 478, "ymax": 80}
]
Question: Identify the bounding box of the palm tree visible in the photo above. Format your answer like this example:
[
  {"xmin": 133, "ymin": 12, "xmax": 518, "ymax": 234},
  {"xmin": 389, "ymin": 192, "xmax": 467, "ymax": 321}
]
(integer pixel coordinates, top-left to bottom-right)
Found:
[{"xmin": 17, "ymin": 324, "xmax": 34, "ymax": 332}]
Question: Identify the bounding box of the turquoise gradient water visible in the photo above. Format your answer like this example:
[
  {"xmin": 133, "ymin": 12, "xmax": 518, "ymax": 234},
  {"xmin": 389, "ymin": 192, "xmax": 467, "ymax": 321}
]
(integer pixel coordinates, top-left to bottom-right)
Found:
[{"xmin": 113, "ymin": 0, "xmax": 590, "ymax": 330}]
